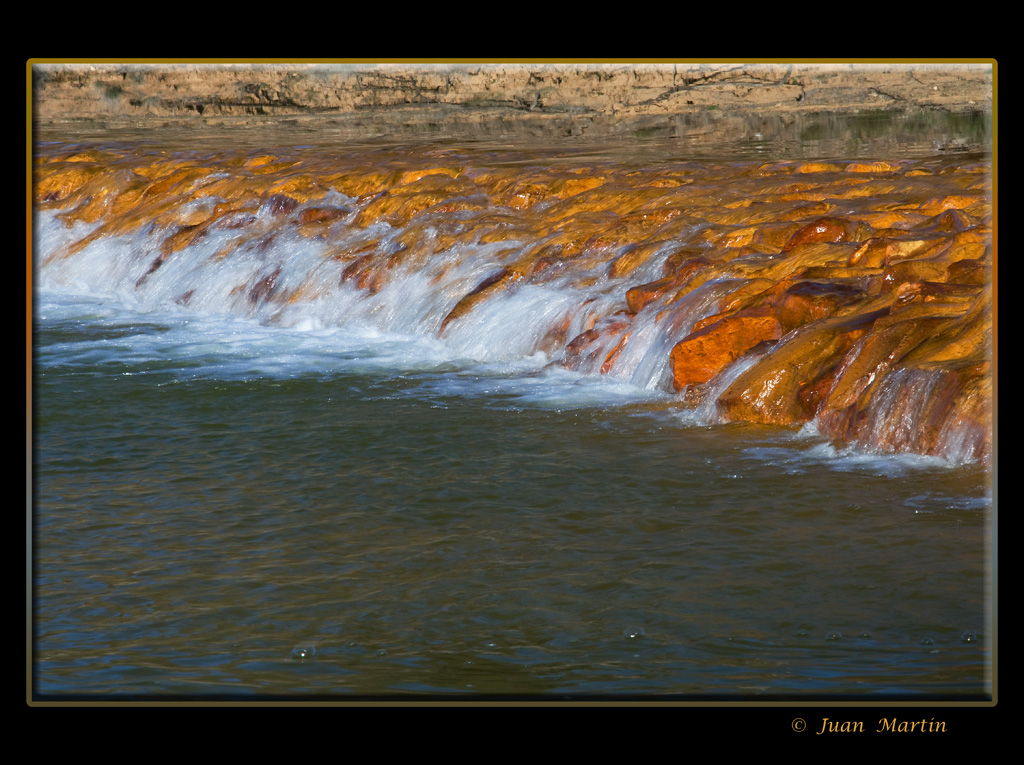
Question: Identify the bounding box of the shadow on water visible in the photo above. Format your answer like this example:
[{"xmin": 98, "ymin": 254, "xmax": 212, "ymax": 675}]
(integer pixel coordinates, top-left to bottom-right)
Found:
[
  {"xmin": 639, "ymin": 109, "xmax": 992, "ymax": 162},
  {"xmin": 33, "ymin": 109, "xmax": 992, "ymax": 164}
]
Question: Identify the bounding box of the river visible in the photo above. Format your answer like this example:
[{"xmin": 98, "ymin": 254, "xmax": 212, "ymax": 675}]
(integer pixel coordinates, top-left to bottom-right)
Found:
[{"xmin": 30, "ymin": 122, "xmax": 994, "ymax": 701}]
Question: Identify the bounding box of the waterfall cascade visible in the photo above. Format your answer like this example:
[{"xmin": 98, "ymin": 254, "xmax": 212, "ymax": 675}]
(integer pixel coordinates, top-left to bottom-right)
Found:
[{"xmin": 33, "ymin": 143, "xmax": 994, "ymax": 465}]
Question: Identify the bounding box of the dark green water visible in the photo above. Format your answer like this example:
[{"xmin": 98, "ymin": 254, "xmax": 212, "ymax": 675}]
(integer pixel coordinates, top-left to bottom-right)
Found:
[{"xmin": 32, "ymin": 309, "xmax": 992, "ymax": 700}]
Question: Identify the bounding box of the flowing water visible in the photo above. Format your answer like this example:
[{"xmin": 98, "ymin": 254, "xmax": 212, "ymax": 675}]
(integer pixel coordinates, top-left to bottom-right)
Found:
[{"xmin": 30, "ymin": 128, "xmax": 994, "ymax": 700}]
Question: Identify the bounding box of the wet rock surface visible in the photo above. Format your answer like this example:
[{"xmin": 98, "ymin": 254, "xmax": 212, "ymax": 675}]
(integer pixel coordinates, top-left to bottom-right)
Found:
[{"xmin": 33, "ymin": 139, "xmax": 993, "ymax": 464}]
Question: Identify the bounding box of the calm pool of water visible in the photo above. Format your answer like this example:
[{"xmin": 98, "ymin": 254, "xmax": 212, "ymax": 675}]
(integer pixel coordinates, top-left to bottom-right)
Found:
[{"xmin": 32, "ymin": 298, "xmax": 992, "ymax": 700}]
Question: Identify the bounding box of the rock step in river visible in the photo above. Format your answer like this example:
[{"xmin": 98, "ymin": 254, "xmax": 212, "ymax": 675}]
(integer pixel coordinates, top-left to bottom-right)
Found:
[{"xmin": 33, "ymin": 142, "xmax": 993, "ymax": 465}]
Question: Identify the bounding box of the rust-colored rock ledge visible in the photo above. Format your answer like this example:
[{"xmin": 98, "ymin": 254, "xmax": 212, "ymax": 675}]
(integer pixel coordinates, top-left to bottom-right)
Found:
[{"xmin": 33, "ymin": 140, "xmax": 994, "ymax": 464}]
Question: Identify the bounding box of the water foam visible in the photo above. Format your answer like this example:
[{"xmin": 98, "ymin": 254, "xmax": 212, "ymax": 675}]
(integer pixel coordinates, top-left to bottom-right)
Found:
[{"xmin": 32, "ymin": 157, "xmax": 993, "ymax": 469}]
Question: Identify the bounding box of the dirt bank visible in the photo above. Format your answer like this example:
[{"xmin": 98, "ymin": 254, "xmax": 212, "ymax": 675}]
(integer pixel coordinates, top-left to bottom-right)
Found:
[{"xmin": 30, "ymin": 61, "xmax": 994, "ymax": 142}]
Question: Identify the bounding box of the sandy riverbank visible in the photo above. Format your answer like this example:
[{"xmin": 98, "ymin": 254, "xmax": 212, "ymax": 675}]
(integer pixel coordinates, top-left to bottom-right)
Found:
[{"xmin": 30, "ymin": 62, "xmax": 994, "ymax": 144}]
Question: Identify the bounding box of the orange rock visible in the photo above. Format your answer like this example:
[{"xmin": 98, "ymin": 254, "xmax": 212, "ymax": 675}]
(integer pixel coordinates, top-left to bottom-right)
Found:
[
  {"xmin": 770, "ymin": 280, "xmax": 866, "ymax": 330},
  {"xmin": 626, "ymin": 275, "xmax": 683, "ymax": 315},
  {"xmin": 600, "ymin": 331, "xmax": 633, "ymax": 375},
  {"xmin": 934, "ymin": 361, "xmax": 992, "ymax": 463},
  {"xmin": 397, "ymin": 167, "xmax": 461, "ymax": 185},
  {"xmin": 608, "ymin": 240, "xmax": 669, "ymax": 279},
  {"xmin": 247, "ymin": 265, "xmax": 284, "ymax": 304},
  {"xmin": 714, "ymin": 278, "xmax": 776, "ymax": 315},
  {"xmin": 915, "ymin": 208, "xmax": 980, "ymax": 233},
  {"xmin": 328, "ymin": 167, "xmax": 402, "ymax": 199},
  {"xmin": 625, "ymin": 257, "xmax": 714, "ymax": 314},
  {"xmin": 917, "ymin": 194, "xmax": 988, "ymax": 216},
  {"xmin": 34, "ymin": 162, "xmax": 106, "ymax": 203},
  {"xmin": 815, "ymin": 315, "xmax": 954, "ymax": 440},
  {"xmin": 613, "ymin": 207, "xmax": 696, "ymax": 243},
  {"xmin": 898, "ymin": 285, "xmax": 991, "ymax": 366},
  {"xmin": 945, "ymin": 228, "xmax": 990, "ymax": 263},
  {"xmin": 716, "ymin": 310, "xmax": 884, "ymax": 426},
  {"xmin": 781, "ymin": 216, "xmax": 861, "ymax": 253},
  {"xmin": 298, "ymin": 206, "xmax": 350, "ymax": 225},
  {"xmin": 669, "ymin": 311, "xmax": 784, "ymax": 389},
  {"xmin": 140, "ymin": 167, "xmax": 214, "ymax": 203},
  {"xmin": 849, "ymin": 209, "xmax": 929, "ymax": 229},
  {"xmin": 751, "ymin": 221, "xmax": 806, "ymax": 249},
  {"xmin": 551, "ymin": 176, "xmax": 606, "ymax": 199},
  {"xmin": 249, "ymin": 159, "xmax": 303, "ymax": 175},
  {"xmin": 31, "ymin": 143, "xmax": 992, "ymax": 462},
  {"xmin": 48, "ymin": 167, "xmax": 147, "ymax": 224},
  {"xmin": 795, "ymin": 267, "xmax": 885, "ymax": 291},
  {"xmin": 160, "ymin": 223, "xmax": 208, "ymax": 257},
  {"xmin": 354, "ymin": 173, "xmax": 482, "ymax": 228},
  {"xmin": 754, "ymin": 242, "xmax": 861, "ymax": 281},
  {"xmin": 827, "ymin": 179, "xmax": 901, "ymax": 201},
  {"xmin": 60, "ymin": 148, "xmax": 122, "ymax": 164},
  {"xmin": 660, "ymin": 247, "xmax": 712, "ymax": 278},
  {"xmin": 879, "ymin": 237, "xmax": 988, "ymax": 287},
  {"xmin": 505, "ymin": 181, "xmax": 551, "ymax": 210},
  {"xmin": 261, "ymin": 193, "xmax": 300, "ymax": 217},
  {"xmin": 439, "ymin": 256, "xmax": 536, "ymax": 334},
  {"xmin": 844, "ymin": 161, "xmax": 900, "ymax": 173},
  {"xmin": 795, "ymin": 162, "xmax": 845, "ymax": 174},
  {"xmin": 840, "ymin": 361, "xmax": 991, "ymax": 462},
  {"xmin": 340, "ymin": 252, "xmax": 377, "ymax": 286},
  {"xmin": 946, "ymin": 258, "xmax": 990, "ymax": 286},
  {"xmin": 848, "ymin": 235, "xmax": 949, "ymax": 268},
  {"xmin": 772, "ymin": 201, "xmax": 836, "ymax": 222},
  {"xmin": 338, "ymin": 251, "xmax": 400, "ymax": 295},
  {"xmin": 563, "ymin": 313, "xmax": 633, "ymax": 373},
  {"xmin": 244, "ymin": 155, "xmax": 279, "ymax": 168},
  {"xmin": 265, "ymin": 174, "xmax": 326, "ymax": 204},
  {"xmin": 889, "ymin": 280, "xmax": 984, "ymax": 307}
]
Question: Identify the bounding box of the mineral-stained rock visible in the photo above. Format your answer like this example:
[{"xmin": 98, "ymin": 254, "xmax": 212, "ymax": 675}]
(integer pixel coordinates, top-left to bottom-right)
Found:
[
  {"xmin": 838, "ymin": 360, "xmax": 992, "ymax": 461},
  {"xmin": 771, "ymin": 280, "xmax": 866, "ymax": 329},
  {"xmin": 298, "ymin": 206, "xmax": 350, "ymax": 225},
  {"xmin": 607, "ymin": 240, "xmax": 680, "ymax": 280},
  {"xmin": 563, "ymin": 313, "xmax": 633, "ymax": 374},
  {"xmin": 898, "ymin": 285, "xmax": 992, "ymax": 366},
  {"xmin": 35, "ymin": 162, "xmax": 108, "ymax": 203},
  {"xmin": 32, "ymin": 141, "xmax": 993, "ymax": 464},
  {"xmin": 670, "ymin": 311, "xmax": 784, "ymax": 388},
  {"xmin": 780, "ymin": 216, "xmax": 864, "ymax": 252},
  {"xmin": 753, "ymin": 242, "xmax": 862, "ymax": 281},
  {"xmin": 716, "ymin": 310, "xmax": 886, "ymax": 426},
  {"xmin": 946, "ymin": 257, "xmax": 990, "ymax": 286},
  {"xmin": 849, "ymin": 235, "xmax": 949, "ymax": 268},
  {"xmin": 439, "ymin": 255, "xmax": 539, "ymax": 334},
  {"xmin": 626, "ymin": 274, "xmax": 684, "ymax": 315},
  {"xmin": 933, "ymin": 361, "xmax": 992, "ymax": 463},
  {"xmin": 814, "ymin": 315, "xmax": 954, "ymax": 441}
]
